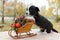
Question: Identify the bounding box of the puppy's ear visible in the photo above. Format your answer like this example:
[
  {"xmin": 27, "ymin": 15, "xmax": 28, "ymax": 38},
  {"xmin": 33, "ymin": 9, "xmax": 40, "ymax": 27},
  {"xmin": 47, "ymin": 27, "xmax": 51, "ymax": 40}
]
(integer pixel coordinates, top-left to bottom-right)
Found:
[{"xmin": 35, "ymin": 7, "xmax": 40, "ymax": 12}]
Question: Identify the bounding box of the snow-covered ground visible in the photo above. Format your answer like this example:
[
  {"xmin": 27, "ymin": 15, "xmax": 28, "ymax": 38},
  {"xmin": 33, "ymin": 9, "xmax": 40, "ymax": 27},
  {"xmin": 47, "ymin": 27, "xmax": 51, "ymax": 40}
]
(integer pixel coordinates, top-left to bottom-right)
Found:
[{"xmin": 0, "ymin": 29, "xmax": 60, "ymax": 40}]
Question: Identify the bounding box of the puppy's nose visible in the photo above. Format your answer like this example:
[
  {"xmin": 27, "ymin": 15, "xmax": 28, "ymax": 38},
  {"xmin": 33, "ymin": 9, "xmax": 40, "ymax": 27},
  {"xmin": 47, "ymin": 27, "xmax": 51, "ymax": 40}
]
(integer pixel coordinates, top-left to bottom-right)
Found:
[
  {"xmin": 26, "ymin": 13, "xmax": 28, "ymax": 15},
  {"xmin": 26, "ymin": 11, "xmax": 29, "ymax": 16}
]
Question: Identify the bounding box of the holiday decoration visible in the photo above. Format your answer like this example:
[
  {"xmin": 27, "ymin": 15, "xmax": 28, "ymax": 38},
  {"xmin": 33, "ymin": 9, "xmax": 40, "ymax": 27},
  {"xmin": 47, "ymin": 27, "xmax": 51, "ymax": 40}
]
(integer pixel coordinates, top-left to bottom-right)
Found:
[
  {"xmin": 8, "ymin": 15, "xmax": 36, "ymax": 39},
  {"xmin": 16, "ymin": 22, "xmax": 22, "ymax": 28}
]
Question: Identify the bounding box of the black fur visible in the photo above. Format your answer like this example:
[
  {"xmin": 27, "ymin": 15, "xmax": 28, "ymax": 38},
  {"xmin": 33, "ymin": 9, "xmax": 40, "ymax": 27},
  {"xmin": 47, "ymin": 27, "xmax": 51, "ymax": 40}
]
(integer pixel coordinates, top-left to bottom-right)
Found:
[{"xmin": 29, "ymin": 6, "xmax": 58, "ymax": 33}]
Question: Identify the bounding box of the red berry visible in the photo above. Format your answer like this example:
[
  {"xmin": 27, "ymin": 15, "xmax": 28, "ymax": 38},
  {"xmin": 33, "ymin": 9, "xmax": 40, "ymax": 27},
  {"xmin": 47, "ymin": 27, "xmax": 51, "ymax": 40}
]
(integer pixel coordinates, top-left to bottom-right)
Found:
[
  {"xmin": 19, "ymin": 16, "xmax": 24, "ymax": 20},
  {"xmin": 11, "ymin": 23, "xmax": 15, "ymax": 27},
  {"xmin": 32, "ymin": 19, "xmax": 35, "ymax": 23},
  {"xmin": 16, "ymin": 22, "xmax": 22, "ymax": 28},
  {"xmin": 26, "ymin": 19, "xmax": 30, "ymax": 23}
]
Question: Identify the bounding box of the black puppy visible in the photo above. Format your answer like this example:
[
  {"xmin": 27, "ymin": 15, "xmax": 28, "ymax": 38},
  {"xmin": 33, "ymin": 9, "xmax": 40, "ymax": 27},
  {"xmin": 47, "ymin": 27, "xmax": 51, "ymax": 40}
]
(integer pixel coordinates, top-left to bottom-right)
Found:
[{"xmin": 29, "ymin": 6, "xmax": 58, "ymax": 33}]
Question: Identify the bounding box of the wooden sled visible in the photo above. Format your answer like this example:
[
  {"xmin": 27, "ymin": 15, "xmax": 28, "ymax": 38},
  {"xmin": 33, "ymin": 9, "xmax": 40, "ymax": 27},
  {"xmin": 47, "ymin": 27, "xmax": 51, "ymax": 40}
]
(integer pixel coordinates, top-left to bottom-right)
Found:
[{"xmin": 8, "ymin": 22, "xmax": 37, "ymax": 39}]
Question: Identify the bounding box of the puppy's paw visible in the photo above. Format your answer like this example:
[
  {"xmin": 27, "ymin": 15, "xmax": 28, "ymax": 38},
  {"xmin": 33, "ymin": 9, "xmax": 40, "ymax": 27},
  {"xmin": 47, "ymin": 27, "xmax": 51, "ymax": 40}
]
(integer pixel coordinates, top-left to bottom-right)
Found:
[{"xmin": 40, "ymin": 29, "xmax": 45, "ymax": 32}]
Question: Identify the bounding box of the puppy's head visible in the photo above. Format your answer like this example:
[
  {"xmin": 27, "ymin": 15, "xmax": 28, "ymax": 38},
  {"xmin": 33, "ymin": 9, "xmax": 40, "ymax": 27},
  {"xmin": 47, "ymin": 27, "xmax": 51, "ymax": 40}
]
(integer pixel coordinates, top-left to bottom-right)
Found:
[{"xmin": 29, "ymin": 5, "xmax": 40, "ymax": 16}]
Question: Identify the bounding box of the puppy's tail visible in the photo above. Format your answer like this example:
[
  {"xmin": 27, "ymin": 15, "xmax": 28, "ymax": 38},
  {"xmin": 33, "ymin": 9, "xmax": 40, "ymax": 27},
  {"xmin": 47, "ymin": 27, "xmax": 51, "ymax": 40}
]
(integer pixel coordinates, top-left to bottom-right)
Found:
[{"xmin": 52, "ymin": 28, "xmax": 58, "ymax": 33}]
